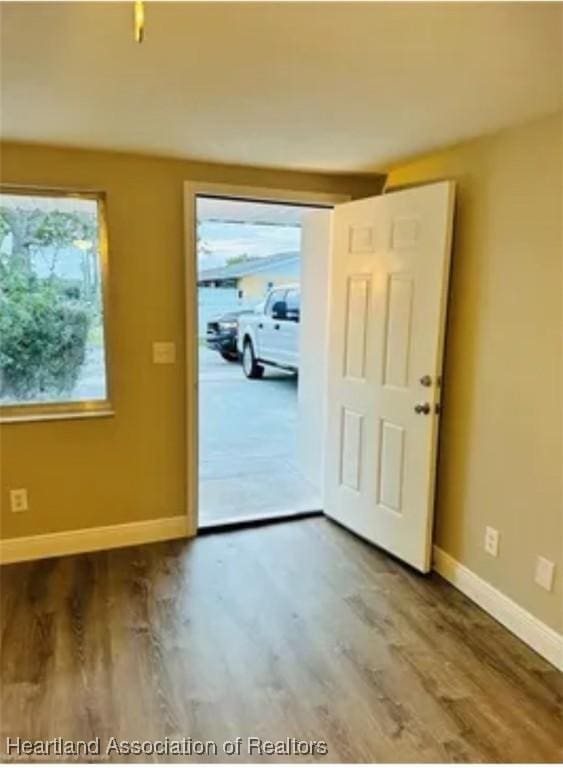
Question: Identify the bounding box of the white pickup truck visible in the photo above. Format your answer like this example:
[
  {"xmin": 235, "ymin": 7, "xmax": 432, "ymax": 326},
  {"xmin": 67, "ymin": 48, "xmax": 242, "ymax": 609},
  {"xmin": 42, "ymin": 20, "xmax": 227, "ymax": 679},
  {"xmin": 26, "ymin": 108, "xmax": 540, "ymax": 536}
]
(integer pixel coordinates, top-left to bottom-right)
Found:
[{"xmin": 238, "ymin": 284, "xmax": 300, "ymax": 379}]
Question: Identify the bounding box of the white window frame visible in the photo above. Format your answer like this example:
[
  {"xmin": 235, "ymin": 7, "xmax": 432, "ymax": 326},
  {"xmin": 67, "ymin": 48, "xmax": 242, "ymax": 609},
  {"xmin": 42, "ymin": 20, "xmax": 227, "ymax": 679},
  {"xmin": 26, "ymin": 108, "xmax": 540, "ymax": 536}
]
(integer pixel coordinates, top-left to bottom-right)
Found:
[
  {"xmin": 0, "ymin": 185, "xmax": 113, "ymax": 423},
  {"xmin": 184, "ymin": 181, "xmax": 349, "ymax": 536}
]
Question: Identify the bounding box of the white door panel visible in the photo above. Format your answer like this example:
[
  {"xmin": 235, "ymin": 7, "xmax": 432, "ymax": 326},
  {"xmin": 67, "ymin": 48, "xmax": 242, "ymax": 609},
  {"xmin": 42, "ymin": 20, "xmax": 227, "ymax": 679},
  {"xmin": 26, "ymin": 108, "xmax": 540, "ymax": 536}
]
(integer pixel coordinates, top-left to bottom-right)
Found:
[
  {"xmin": 255, "ymin": 316, "xmax": 269, "ymax": 358},
  {"xmin": 258, "ymin": 289, "xmax": 284, "ymax": 360},
  {"xmin": 282, "ymin": 288, "xmax": 300, "ymax": 366},
  {"xmin": 288, "ymin": 323, "xmax": 300, "ymax": 366},
  {"xmin": 276, "ymin": 320, "xmax": 298, "ymax": 366},
  {"xmin": 324, "ymin": 182, "xmax": 455, "ymax": 572},
  {"xmin": 260, "ymin": 288, "xmax": 299, "ymax": 367}
]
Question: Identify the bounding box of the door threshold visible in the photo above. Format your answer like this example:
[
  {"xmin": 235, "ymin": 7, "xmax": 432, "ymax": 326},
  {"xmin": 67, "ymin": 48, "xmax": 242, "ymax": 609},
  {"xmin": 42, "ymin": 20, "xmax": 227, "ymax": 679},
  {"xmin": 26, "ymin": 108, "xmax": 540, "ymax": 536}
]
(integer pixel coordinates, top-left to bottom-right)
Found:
[{"xmin": 198, "ymin": 508, "xmax": 323, "ymax": 534}]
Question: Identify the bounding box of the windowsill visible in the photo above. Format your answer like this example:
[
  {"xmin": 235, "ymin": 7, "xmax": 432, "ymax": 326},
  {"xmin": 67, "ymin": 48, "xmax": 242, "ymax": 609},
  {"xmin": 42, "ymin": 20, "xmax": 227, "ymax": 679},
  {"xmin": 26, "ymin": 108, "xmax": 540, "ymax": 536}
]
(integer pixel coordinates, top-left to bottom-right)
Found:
[{"xmin": 0, "ymin": 409, "xmax": 115, "ymax": 425}]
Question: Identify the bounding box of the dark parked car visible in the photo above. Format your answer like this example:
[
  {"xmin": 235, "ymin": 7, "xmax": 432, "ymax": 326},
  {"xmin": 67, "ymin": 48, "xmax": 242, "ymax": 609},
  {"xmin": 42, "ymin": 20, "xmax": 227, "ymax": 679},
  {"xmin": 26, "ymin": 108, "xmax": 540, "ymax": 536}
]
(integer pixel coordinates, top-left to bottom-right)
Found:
[{"xmin": 206, "ymin": 309, "xmax": 254, "ymax": 361}]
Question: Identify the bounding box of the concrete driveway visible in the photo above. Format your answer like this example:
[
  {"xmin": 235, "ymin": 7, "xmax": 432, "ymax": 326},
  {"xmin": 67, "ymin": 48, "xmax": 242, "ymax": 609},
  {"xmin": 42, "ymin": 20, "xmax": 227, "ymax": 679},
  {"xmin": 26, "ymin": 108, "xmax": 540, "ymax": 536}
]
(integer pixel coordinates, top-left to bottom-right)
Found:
[{"xmin": 198, "ymin": 346, "xmax": 320, "ymax": 525}]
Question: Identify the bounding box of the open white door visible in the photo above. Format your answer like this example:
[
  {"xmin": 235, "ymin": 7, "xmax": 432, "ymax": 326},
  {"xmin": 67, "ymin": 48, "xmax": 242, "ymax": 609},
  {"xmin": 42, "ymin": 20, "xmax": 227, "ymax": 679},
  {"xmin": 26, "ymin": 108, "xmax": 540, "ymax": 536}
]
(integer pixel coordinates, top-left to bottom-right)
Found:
[{"xmin": 324, "ymin": 181, "xmax": 455, "ymax": 572}]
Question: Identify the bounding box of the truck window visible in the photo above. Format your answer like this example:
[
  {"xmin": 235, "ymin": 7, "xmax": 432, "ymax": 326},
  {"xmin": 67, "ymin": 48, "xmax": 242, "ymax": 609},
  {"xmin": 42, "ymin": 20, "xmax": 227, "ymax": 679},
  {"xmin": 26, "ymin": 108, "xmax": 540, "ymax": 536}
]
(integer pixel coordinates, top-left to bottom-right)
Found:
[
  {"xmin": 265, "ymin": 289, "xmax": 286, "ymax": 316},
  {"xmin": 286, "ymin": 289, "xmax": 300, "ymax": 322}
]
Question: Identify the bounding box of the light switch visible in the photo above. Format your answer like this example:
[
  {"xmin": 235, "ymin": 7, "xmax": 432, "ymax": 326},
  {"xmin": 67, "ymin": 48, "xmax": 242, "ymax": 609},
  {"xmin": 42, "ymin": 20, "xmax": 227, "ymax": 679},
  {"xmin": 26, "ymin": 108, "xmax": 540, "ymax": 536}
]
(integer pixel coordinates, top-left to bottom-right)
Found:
[
  {"xmin": 535, "ymin": 557, "xmax": 555, "ymax": 592},
  {"xmin": 153, "ymin": 341, "xmax": 176, "ymax": 364},
  {"xmin": 10, "ymin": 489, "xmax": 28, "ymax": 513},
  {"xmin": 484, "ymin": 526, "xmax": 499, "ymax": 557}
]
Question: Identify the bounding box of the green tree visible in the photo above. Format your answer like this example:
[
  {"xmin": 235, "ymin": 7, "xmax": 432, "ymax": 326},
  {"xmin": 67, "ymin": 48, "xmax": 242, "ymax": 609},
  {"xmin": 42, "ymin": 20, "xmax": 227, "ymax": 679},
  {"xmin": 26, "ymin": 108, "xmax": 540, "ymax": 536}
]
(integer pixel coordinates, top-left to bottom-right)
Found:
[
  {"xmin": 0, "ymin": 206, "xmax": 97, "ymax": 282},
  {"xmin": 0, "ymin": 205, "xmax": 96, "ymax": 400},
  {"xmin": 226, "ymin": 253, "xmax": 251, "ymax": 266},
  {"xmin": 0, "ymin": 266, "xmax": 89, "ymax": 399}
]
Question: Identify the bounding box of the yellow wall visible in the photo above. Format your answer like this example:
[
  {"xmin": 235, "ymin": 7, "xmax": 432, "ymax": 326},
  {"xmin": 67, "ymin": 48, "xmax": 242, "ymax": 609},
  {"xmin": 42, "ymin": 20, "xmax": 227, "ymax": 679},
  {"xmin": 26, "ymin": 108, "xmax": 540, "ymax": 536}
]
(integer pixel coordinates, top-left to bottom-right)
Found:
[
  {"xmin": 387, "ymin": 113, "xmax": 563, "ymax": 632},
  {"xmin": 2, "ymin": 118, "xmax": 561, "ymax": 635},
  {"xmin": 0, "ymin": 142, "xmax": 383, "ymax": 540}
]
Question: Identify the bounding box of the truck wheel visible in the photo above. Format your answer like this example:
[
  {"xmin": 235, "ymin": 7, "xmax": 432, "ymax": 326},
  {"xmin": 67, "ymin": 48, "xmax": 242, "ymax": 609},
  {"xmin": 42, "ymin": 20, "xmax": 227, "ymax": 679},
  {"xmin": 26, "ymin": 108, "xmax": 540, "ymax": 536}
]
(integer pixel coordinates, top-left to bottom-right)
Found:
[
  {"xmin": 220, "ymin": 351, "xmax": 239, "ymax": 362},
  {"xmin": 242, "ymin": 339, "xmax": 264, "ymax": 379}
]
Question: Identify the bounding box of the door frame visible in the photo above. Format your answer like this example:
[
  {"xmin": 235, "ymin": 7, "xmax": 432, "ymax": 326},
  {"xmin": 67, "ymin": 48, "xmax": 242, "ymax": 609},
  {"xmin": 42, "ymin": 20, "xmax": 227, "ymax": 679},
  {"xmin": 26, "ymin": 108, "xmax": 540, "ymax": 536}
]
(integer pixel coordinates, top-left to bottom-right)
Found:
[{"xmin": 183, "ymin": 181, "xmax": 349, "ymax": 535}]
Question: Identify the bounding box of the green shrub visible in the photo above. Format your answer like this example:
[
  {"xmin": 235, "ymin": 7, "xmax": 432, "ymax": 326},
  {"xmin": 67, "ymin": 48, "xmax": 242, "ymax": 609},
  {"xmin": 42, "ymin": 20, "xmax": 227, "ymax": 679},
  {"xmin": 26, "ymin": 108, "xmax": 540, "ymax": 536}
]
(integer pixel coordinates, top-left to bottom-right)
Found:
[{"xmin": 0, "ymin": 266, "xmax": 90, "ymax": 400}]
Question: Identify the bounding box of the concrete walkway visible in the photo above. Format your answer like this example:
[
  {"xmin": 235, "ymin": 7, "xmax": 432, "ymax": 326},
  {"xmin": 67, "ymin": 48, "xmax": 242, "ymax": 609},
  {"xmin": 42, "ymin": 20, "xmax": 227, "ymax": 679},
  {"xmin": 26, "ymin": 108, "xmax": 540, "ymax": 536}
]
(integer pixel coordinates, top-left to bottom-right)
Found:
[{"xmin": 198, "ymin": 347, "xmax": 320, "ymax": 525}]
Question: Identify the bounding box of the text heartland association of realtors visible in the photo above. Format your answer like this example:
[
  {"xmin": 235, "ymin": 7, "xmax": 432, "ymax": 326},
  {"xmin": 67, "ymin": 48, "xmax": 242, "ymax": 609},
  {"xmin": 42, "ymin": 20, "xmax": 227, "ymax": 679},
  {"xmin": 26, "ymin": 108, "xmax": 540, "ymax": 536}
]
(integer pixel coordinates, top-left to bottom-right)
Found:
[{"xmin": 4, "ymin": 736, "xmax": 329, "ymax": 757}]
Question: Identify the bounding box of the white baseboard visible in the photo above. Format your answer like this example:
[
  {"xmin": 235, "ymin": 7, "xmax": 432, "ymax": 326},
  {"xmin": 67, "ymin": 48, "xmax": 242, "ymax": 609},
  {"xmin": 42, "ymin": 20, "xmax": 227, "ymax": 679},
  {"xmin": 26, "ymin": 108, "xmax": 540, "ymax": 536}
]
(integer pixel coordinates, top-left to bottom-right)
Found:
[
  {"xmin": 433, "ymin": 546, "xmax": 563, "ymax": 672},
  {"xmin": 0, "ymin": 516, "xmax": 190, "ymax": 565}
]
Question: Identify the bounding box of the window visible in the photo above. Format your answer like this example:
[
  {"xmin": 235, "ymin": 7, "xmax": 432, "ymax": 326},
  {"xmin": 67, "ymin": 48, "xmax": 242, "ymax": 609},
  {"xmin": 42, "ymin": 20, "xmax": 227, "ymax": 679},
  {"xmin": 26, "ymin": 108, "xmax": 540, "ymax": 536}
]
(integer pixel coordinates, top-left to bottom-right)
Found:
[
  {"xmin": 286, "ymin": 288, "xmax": 300, "ymax": 322},
  {"xmin": 0, "ymin": 188, "xmax": 111, "ymax": 420},
  {"xmin": 265, "ymin": 289, "xmax": 285, "ymax": 316}
]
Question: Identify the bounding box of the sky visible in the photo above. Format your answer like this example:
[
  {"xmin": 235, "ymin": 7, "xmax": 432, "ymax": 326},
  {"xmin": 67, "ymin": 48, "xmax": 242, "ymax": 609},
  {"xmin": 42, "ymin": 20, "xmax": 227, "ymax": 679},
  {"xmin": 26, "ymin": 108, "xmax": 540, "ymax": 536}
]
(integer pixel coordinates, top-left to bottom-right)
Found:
[
  {"xmin": 197, "ymin": 220, "xmax": 302, "ymax": 272},
  {"xmin": 195, "ymin": 197, "xmax": 318, "ymax": 273}
]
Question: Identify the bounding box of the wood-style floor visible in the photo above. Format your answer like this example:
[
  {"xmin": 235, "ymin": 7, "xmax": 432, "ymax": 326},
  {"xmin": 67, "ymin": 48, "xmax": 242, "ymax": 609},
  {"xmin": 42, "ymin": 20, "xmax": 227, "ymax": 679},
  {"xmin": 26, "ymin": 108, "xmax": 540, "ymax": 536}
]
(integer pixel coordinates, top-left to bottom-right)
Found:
[{"xmin": 1, "ymin": 517, "xmax": 562, "ymax": 763}]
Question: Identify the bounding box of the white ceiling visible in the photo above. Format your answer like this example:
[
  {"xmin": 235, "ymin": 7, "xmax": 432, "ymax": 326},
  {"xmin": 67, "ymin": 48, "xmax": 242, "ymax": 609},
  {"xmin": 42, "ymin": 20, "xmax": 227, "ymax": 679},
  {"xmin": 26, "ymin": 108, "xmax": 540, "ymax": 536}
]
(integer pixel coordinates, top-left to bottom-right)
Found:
[{"xmin": 1, "ymin": 2, "xmax": 561, "ymax": 173}]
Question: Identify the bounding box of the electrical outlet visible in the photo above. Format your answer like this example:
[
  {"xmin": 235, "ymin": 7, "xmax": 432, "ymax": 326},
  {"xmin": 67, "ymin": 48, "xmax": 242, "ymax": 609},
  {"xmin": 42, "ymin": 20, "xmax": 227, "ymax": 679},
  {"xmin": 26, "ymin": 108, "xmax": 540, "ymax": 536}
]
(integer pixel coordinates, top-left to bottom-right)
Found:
[
  {"xmin": 153, "ymin": 341, "xmax": 176, "ymax": 364},
  {"xmin": 535, "ymin": 557, "xmax": 555, "ymax": 592},
  {"xmin": 10, "ymin": 488, "xmax": 28, "ymax": 513},
  {"xmin": 484, "ymin": 526, "xmax": 499, "ymax": 557}
]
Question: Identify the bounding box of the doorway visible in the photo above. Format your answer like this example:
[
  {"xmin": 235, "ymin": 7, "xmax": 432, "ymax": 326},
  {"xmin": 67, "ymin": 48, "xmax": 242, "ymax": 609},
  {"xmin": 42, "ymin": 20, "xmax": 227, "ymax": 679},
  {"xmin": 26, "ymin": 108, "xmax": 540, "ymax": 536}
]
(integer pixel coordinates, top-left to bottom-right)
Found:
[
  {"xmin": 185, "ymin": 181, "xmax": 455, "ymax": 573},
  {"xmin": 186, "ymin": 185, "xmax": 347, "ymax": 529}
]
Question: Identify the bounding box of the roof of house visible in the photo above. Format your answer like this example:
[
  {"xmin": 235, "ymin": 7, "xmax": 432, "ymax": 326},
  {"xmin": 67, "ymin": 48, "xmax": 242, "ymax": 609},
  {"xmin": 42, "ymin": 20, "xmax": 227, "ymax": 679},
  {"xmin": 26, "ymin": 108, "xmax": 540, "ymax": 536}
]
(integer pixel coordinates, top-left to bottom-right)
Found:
[{"xmin": 197, "ymin": 251, "xmax": 299, "ymax": 282}]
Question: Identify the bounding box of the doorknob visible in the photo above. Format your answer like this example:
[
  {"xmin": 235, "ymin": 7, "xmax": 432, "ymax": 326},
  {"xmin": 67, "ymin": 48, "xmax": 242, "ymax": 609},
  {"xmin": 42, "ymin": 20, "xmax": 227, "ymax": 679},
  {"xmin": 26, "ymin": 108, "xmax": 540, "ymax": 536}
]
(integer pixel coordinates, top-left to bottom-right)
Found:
[
  {"xmin": 419, "ymin": 375, "xmax": 432, "ymax": 387},
  {"xmin": 414, "ymin": 402, "xmax": 431, "ymax": 415}
]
